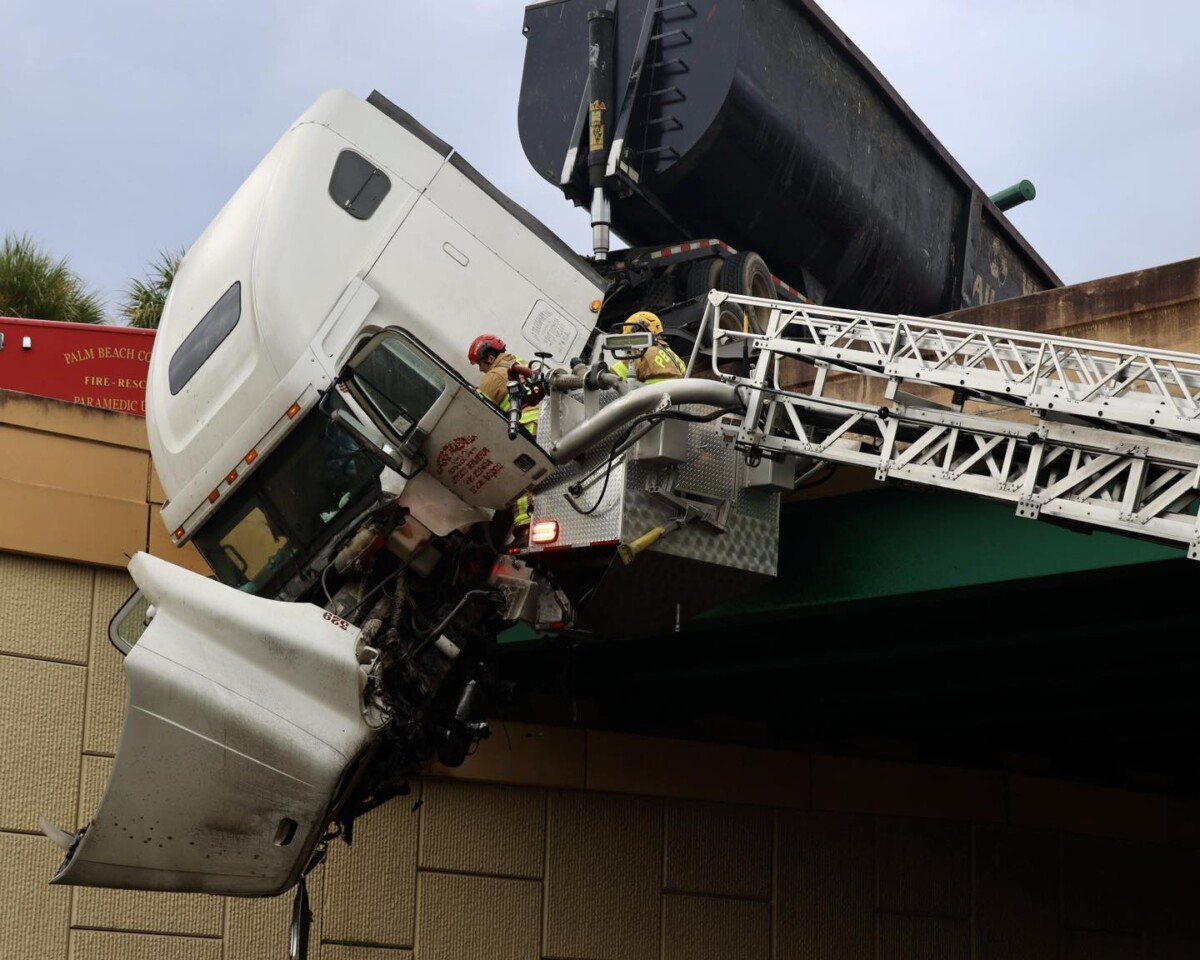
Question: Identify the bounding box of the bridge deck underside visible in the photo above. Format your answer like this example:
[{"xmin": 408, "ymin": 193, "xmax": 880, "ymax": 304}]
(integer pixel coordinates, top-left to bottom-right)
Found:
[{"xmin": 507, "ymin": 485, "xmax": 1200, "ymax": 793}]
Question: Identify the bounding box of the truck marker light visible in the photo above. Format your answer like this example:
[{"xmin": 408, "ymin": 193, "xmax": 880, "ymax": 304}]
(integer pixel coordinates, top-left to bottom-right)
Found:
[
  {"xmin": 286, "ymin": 402, "xmax": 301, "ymax": 419},
  {"xmin": 173, "ymin": 527, "xmax": 185, "ymax": 540},
  {"xmin": 244, "ymin": 449, "xmax": 258, "ymax": 465},
  {"xmin": 590, "ymin": 299, "xmax": 602, "ymax": 313},
  {"xmin": 207, "ymin": 489, "xmax": 220, "ymax": 504},
  {"xmin": 531, "ymin": 520, "xmax": 559, "ymax": 544},
  {"xmin": 225, "ymin": 469, "xmax": 238, "ymax": 484}
]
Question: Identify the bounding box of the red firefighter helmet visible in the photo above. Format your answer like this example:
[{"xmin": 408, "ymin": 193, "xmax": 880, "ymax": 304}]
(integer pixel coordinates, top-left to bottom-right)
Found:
[{"xmin": 468, "ymin": 333, "xmax": 506, "ymax": 365}]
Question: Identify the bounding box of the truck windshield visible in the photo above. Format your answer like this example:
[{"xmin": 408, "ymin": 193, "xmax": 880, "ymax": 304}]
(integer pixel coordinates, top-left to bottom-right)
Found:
[{"xmin": 193, "ymin": 413, "xmax": 383, "ymax": 595}]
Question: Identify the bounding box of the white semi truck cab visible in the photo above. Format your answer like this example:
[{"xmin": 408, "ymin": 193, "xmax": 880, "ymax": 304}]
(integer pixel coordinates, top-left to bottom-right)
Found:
[
  {"xmin": 39, "ymin": 90, "xmax": 779, "ymax": 906},
  {"xmin": 151, "ymin": 88, "xmax": 603, "ymax": 559}
]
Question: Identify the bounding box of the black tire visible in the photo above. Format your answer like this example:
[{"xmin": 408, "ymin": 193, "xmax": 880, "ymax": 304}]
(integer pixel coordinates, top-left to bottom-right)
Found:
[
  {"xmin": 683, "ymin": 257, "xmax": 723, "ymax": 301},
  {"xmin": 718, "ymin": 251, "xmax": 776, "ymax": 333},
  {"xmin": 679, "ymin": 256, "xmax": 742, "ymax": 343}
]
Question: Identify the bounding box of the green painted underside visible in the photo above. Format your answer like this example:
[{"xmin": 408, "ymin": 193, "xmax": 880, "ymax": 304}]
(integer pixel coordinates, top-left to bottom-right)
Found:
[
  {"xmin": 498, "ymin": 486, "xmax": 1183, "ymax": 644},
  {"xmin": 698, "ymin": 486, "xmax": 1183, "ymax": 622}
]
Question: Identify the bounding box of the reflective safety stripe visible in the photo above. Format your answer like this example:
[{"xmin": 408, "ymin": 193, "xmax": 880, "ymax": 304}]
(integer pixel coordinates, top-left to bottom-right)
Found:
[
  {"xmin": 611, "ymin": 360, "xmax": 629, "ymax": 380},
  {"xmin": 520, "ymin": 405, "xmax": 539, "ymax": 437},
  {"xmin": 513, "ymin": 492, "xmax": 533, "ymax": 527}
]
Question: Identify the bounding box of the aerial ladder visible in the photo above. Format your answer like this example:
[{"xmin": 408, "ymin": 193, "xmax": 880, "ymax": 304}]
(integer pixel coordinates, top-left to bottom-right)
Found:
[{"xmin": 703, "ymin": 291, "xmax": 1200, "ymax": 558}]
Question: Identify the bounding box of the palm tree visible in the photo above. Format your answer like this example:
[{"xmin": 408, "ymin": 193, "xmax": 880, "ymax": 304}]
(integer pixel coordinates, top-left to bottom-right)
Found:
[
  {"xmin": 120, "ymin": 248, "xmax": 184, "ymax": 330},
  {"xmin": 0, "ymin": 233, "xmax": 105, "ymax": 324}
]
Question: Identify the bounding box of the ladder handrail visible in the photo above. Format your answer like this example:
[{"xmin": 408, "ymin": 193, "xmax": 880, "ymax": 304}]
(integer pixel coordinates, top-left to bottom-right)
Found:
[
  {"xmin": 701, "ymin": 292, "xmax": 1200, "ymax": 435},
  {"xmin": 695, "ymin": 291, "xmax": 1200, "ymax": 558}
]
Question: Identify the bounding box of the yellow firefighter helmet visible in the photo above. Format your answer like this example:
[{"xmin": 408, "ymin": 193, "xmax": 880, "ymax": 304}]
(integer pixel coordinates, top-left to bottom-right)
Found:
[{"xmin": 622, "ymin": 310, "xmax": 664, "ymax": 336}]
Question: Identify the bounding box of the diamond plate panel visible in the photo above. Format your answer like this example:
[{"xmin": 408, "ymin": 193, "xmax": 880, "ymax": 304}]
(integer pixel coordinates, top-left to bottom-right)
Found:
[
  {"xmin": 528, "ymin": 388, "xmax": 777, "ymax": 637},
  {"xmin": 532, "ymin": 455, "xmax": 629, "ymax": 549},
  {"xmin": 532, "ymin": 403, "xmax": 779, "ymax": 577},
  {"xmin": 673, "ymin": 416, "xmax": 736, "ymax": 498}
]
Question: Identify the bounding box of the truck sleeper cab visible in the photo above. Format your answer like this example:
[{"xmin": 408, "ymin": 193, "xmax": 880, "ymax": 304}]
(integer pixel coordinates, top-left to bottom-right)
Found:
[
  {"xmin": 41, "ymin": 88, "xmax": 781, "ymax": 909},
  {"xmin": 43, "ymin": 89, "xmax": 603, "ymax": 898}
]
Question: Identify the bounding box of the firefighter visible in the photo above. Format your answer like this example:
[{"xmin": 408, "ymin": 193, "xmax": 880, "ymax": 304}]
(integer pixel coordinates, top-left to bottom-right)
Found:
[
  {"xmin": 610, "ymin": 311, "xmax": 687, "ymax": 384},
  {"xmin": 467, "ymin": 333, "xmax": 538, "ymax": 543}
]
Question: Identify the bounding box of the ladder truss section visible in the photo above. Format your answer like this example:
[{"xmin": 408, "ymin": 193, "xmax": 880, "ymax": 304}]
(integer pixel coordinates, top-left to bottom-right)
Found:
[{"xmin": 699, "ymin": 292, "xmax": 1200, "ymax": 557}]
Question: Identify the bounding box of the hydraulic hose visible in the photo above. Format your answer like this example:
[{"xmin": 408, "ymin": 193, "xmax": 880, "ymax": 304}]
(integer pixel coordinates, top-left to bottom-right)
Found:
[{"xmin": 550, "ymin": 380, "xmax": 746, "ymax": 463}]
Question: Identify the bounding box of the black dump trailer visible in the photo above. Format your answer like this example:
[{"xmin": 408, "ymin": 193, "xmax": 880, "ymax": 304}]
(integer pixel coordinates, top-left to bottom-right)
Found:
[{"xmin": 519, "ymin": 0, "xmax": 1060, "ymax": 321}]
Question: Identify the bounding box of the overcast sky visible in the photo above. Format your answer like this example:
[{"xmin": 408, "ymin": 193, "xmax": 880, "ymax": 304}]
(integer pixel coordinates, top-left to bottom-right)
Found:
[{"xmin": 2, "ymin": 1, "xmax": 1197, "ymax": 321}]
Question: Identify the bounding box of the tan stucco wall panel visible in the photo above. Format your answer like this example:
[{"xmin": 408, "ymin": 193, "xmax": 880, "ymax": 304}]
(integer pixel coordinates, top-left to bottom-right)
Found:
[
  {"xmin": 0, "ymin": 423, "xmax": 148, "ymax": 502},
  {"xmin": 1147, "ymin": 932, "xmax": 1200, "ymax": 960},
  {"xmin": 1063, "ymin": 834, "xmax": 1151, "ymax": 935},
  {"xmin": 1008, "ymin": 773, "xmax": 1200, "ymax": 847},
  {"xmin": 0, "ymin": 395, "xmax": 152, "ymax": 570},
  {"xmin": 148, "ymin": 465, "xmax": 166, "ymax": 505},
  {"xmin": 0, "ymin": 554, "xmax": 93, "ymax": 663},
  {"xmin": 775, "ymin": 809, "xmax": 874, "ymax": 960},
  {"xmin": 1145, "ymin": 848, "xmax": 1200, "ymax": 941},
  {"xmin": 876, "ymin": 913, "xmax": 970, "ymax": 960},
  {"xmin": 71, "ymin": 885, "xmax": 225, "ymax": 941},
  {"xmin": 418, "ymin": 779, "xmax": 545, "ymax": 879},
  {"xmin": 1061, "ymin": 928, "xmax": 1143, "ymax": 960},
  {"xmin": 544, "ymin": 791, "xmax": 662, "ymax": 960},
  {"xmin": 877, "ymin": 816, "xmax": 971, "ymax": 918},
  {"xmin": 587, "ymin": 730, "xmax": 810, "ymax": 806},
  {"xmin": 0, "ymin": 833, "xmax": 72, "ymax": 960},
  {"xmin": 69, "ymin": 929, "xmax": 221, "ymax": 960},
  {"xmin": 225, "ymin": 863, "xmax": 325, "ymax": 960},
  {"xmin": 322, "ymin": 945, "xmax": 413, "ymax": 959},
  {"xmin": 663, "ymin": 799, "xmax": 772, "ymax": 899},
  {"xmin": 0, "ymin": 654, "xmax": 85, "ymax": 833},
  {"xmin": 662, "ymin": 894, "xmax": 770, "ymax": 960},
  {"xmin": 812, "ymin": 753, "xmax": 1007, "ymax": 823},
  {"xmin": 415, "ymin": 872, "xmax": 541, "ymax": 960},
  {"xmin": 972, "ymin": 825, "xmax": 1059, "ymax": 960},
  {"xmin": 224, "ymin": 888, "xmax": 297, "ymax": 960},
  {"xmin": 82, "ymin": 570, "xmax": 134, "ymax": 756},
  {"xmin": 0, "ymin": 392, "xmax": 147, "ymax": 451},
  {"xmin": 433, "ymin": 721, "xmax": 585, "ymax": 790},
  {"xmin": 0, "ymin": 477, "xmax": 149, "ymax": 569},
  {"xmin": 322, "ymin": 789, "xmax": 419, "ymax": 949},
  {"xmin": 225, "ymin": 863, "xmax": 326, "ymax": 960}
]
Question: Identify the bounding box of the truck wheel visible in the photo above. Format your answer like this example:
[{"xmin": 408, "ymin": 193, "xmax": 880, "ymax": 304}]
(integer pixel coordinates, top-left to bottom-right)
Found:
[
  {"xmin": 683, "ymin": 257, "xmax": 722, "ymax": 300},
  {"xmin": 683, "ymin": 258, "xmax": 736, "ymax": 343},
  {"xmin": 718, "ymin": 251, "xmax": 776, "ymax": 333}
]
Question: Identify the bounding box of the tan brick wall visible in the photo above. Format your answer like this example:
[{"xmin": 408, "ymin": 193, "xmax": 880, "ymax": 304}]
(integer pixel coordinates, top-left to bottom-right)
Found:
[
  {"xmin": 3, "ymin": 552, "xmax": 1200, "ymax": 958},
  {"xmin": 0, "ymin": 390, "xmax": 210, "ymax": 574}
]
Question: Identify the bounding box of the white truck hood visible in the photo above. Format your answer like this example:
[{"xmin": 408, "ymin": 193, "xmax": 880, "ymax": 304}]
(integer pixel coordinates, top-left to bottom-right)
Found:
[{"xmin": 43, "ymin": 552, "xmax": 382, "ymax": 896}]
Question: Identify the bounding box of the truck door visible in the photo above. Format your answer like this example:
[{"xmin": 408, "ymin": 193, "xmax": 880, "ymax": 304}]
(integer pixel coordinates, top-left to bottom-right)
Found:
[{"xmin": 340, "ymin": 328, "xmax": 556, "ymax": 509}]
